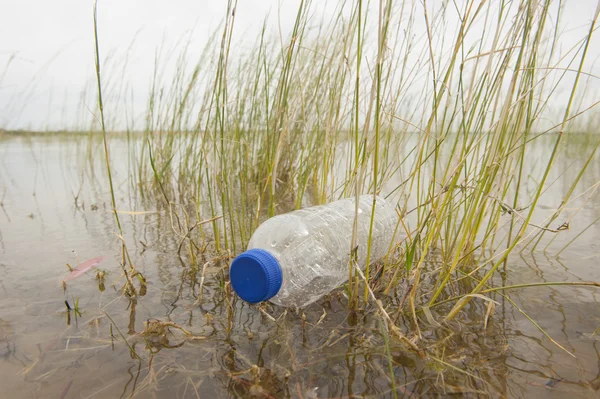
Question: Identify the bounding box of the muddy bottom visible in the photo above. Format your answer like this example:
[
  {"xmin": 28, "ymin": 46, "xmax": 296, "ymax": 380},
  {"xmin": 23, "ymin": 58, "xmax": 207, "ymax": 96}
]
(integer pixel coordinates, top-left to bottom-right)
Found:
[{"xmin": 0, "ymin": 134, "xmax": 599, "ymax": 398}]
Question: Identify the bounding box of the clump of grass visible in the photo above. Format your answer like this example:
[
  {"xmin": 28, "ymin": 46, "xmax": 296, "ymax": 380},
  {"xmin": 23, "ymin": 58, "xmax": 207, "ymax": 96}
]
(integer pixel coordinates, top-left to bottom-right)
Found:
[{"xmin": 93, "ymin": 0, "xmax": 600, "ymax": 350}]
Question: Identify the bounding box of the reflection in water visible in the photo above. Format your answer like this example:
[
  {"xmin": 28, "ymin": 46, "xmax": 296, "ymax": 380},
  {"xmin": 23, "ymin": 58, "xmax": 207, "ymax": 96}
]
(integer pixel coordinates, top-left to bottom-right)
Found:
[{"xmin": 0, "ymin": 133, "xmax": 598, "ymax": 397}]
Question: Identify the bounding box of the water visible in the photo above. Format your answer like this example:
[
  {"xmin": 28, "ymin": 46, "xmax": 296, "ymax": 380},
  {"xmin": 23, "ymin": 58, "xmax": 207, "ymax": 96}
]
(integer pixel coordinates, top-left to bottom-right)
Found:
[{"xmin": 0, "ymin": 133, "xmax": 599, "ymax": 398}]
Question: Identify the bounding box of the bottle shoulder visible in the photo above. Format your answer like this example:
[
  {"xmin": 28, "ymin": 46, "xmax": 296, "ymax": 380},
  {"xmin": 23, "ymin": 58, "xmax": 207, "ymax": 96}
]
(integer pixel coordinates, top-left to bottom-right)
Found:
[{"xmin": 247, "ymin": 213, "xmax": 309, "ymax": 252}]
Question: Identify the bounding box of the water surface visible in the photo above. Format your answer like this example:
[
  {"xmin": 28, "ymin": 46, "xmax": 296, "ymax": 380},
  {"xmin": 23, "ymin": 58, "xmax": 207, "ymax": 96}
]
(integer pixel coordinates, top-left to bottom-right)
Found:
[{"xmin": 0, "ymin": 133, "xmax": 599, "ymax": 398}]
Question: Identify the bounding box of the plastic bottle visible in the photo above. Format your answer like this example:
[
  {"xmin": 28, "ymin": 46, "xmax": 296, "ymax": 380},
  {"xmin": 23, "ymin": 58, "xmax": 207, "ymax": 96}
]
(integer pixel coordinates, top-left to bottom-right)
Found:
[{"xmin": 229, "ymin": 195, "xmax": 399, "ymax": 308}]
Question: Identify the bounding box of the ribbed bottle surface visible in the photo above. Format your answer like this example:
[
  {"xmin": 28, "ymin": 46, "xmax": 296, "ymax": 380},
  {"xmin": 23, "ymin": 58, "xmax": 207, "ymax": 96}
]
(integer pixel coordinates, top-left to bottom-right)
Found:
[{"xmin": 240, "ymin": 195, "xmax": 399, "ymax": 308}]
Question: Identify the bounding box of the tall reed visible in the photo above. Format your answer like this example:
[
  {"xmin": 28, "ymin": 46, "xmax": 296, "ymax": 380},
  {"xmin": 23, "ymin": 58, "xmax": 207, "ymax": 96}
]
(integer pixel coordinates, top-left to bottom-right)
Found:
[
  {"xmin": 93, "ymin": 0, "xmax": 145, "ymax": 297},
  {"xmin": 105, "ymin": 0, "xmax": 599, "ymax": 332}
]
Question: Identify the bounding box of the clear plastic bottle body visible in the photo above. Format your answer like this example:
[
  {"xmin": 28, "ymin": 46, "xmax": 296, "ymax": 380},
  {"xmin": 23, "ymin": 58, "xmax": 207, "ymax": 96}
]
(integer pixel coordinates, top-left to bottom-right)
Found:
[{"xmin": 246, "ymin": 195, "xmax": 398, "ymax": 307}]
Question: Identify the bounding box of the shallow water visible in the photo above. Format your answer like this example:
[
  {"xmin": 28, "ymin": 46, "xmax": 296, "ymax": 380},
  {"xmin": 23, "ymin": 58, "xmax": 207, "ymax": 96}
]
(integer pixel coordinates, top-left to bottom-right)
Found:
[{"xmin": 0, "ymin": 133, "xmax": 599, "ymax": 398}]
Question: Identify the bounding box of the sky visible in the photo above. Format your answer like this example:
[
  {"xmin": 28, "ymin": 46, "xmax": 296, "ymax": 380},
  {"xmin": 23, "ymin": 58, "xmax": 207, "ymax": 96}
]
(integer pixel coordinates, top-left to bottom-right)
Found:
[{"xmin": 1, "ymin": 0, "xmax": 599, "ymax": 131}]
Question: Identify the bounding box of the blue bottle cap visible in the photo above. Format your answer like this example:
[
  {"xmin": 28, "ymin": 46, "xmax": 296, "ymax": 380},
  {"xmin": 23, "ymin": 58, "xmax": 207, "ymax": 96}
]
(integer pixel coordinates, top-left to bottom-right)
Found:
[{"xmin": 229, "ymin": 248, "xmax": 283, "ymax": 303}]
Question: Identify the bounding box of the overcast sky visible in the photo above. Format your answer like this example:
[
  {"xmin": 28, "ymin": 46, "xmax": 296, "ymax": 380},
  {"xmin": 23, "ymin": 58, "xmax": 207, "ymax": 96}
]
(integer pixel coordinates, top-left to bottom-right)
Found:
[{"xmin": 1, "ymin": 0, "xmax": 598, "ymax": 131}]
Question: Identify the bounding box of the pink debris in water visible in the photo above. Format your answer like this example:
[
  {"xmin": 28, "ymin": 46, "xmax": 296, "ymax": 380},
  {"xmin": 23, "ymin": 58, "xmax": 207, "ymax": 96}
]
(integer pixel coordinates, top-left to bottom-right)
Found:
[{"xmin": 63, "ymin": 256, "xmax": 105, "ymax": 281}]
